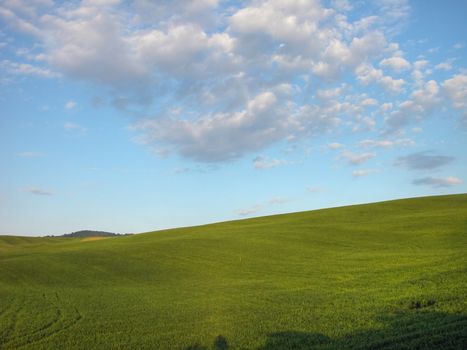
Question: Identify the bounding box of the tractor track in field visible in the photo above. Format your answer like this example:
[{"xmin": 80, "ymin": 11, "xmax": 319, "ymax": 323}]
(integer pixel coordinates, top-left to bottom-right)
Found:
[
  {"xmin": 0, "ymin": 303, "xmax": 24, "ymax": 349},
  {"xmin": 0, "ymin": 292, "xmax": 82, "ymax": 350}
]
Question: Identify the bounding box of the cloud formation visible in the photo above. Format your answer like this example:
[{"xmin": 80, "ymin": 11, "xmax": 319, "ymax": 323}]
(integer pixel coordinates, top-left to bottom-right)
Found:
[
  {"xmin": 64, "ymin": 122, "xmax": 86, "ymax": 133},
  {"xmin": 0, "ymin": 0, "xmax": 465, "ymax": 162},
  {"xmin": 327, "ymin": 142, "xmax": 344, "ymax": 150},
  {"xmin": 17, "ymin": 152, "xmax": 44, "ymax": 158},
  {"xmin": 65, "ymin": 100, "xmax": 77, "ymax": 110},
  {"xmin": 395, "ymin": 151, "xmax": 454, "ymax": 170},
  {"xmin": 358, "ymin": 138, "xmax": 414, "ymax": 148},
  {"xmin": 443, "ymin": 74, "xmax": 467, "ymax": 124},
  {"xmin": 253, "ymin": 156, "xmax": 289, "ymax": 170},
  {"xmin": 412, "ymin": 176, "xmax": 463, "ymax": 188},
  {"xmin": 352, "ymin": 169, "xmax": 377, "ymax": 177},
  {"xmin": 340, "ymin": 151, "xmax": 375, "ymax": 165},
  {"xmin": 237, "ymin": 195, "xmax": 291, "ymax": 217},
  {"xmin": 23, "ymin": 187, "xmax": 53, "ymax": 196},
  {"xmin": 0, "ymin": 59, "xmax": 58, "ymax": 78},
  {"xmin": 380, "ymin": 56, "xmax": 411, "ymax": 71}
]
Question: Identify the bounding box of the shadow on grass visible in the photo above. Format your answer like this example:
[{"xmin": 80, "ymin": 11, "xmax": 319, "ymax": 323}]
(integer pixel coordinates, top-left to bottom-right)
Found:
[
  {"xmin": 186, "ymin": 310, "xmax": 467, "ymax": 349},
  {"xmin": 185, "ymin": 335, "xmax": 229, "ymax": 350}
]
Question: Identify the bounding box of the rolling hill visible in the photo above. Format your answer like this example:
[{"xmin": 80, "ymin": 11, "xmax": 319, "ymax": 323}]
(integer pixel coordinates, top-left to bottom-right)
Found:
[{"xmin": 0, "ymin": 194, "xmax": 466, "ymax": 349}]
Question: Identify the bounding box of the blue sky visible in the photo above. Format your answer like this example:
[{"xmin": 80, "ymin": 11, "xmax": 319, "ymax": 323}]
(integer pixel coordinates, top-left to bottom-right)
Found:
[{"xmin": 1, "ymin": 0, "xmax": 466, "ymax": 236}]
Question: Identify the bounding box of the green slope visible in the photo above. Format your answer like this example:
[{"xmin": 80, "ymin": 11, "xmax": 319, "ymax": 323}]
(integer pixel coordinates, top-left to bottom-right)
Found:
[{"xmin": 0, "ymin": 194, "xmax": 466, "ymax": 349}]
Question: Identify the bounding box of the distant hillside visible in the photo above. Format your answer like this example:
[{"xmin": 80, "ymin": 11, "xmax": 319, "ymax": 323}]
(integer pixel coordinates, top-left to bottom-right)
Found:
[{"xmin": 60, "ymin": 230, "xmax": 130, "ymax": 238}]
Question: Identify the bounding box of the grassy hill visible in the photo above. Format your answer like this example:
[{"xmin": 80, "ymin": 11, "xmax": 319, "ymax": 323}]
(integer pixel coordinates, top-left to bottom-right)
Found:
[{"xmin": 0, "ymin": 194, "xmax": 466, "ymax": 349}]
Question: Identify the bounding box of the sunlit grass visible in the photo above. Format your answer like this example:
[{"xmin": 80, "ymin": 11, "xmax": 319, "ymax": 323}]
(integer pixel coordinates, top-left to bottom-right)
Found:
[{"xmin": 0, "ymin": 194, "xmax": 466, "ymax": 349}]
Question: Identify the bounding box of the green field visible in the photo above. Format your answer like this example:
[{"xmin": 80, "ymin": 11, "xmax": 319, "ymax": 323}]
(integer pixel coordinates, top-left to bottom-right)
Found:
[{"xmin": 1, "ymin": 194, "xmax": 466, "ymax": 349}]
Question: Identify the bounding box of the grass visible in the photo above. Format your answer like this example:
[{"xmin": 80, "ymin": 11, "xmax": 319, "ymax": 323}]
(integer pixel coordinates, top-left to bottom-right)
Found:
[{"xmin": 0, "ymin": 194, "xmax": 466, "ymax": 349}]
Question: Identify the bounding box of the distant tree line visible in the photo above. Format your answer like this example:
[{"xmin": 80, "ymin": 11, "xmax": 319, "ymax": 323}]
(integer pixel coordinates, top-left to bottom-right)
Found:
[{"xmin": 47, "ymin": 230, "xmax": 133, "ymax": 238}]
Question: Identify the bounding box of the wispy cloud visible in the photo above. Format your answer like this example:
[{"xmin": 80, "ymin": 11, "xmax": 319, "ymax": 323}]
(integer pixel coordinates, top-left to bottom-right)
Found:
[
  {"xmin": 395, "ymin": 151, "xmax": 454, "ymax": 170},
  {"xmin": 435, "ymin": 61, "xmax": 452, "ymax": 71},
  {"xmin": 64, "ymin": 122, "xmax": 86, "ymax": 133},
  {"xmin": 236, "ymin": 196, "xmax": 291, "ymax": 217},
  {"xmin": 172, "ymin": 165, "xmax": 212, "ymax": 174},
  {"xmin": 340, "ymin": 151, "xmax": 375, "ymax": 165},
  {"xmin": 173, "ymin": 167, "xmax": 191, "ymax": 174},
  {"xmin": 358, "ymin": 138, "xmax": 414, "ymax": 148},
  {"xmin": 0, "ymin": 60, "xmax": 58, "ymax": 78},
  {"xmin": 269, "ymin": 197, "xmax": 289, "ymax": 205},
  {"xmin": 327, "ymin": 142, "xmax": 344, "ymax": 150},
  {"xmin": 253, "ymin": 156, "xmax": 289, "ymax": 170},
  {"xmin": 22, "ymin": 187, "xmax": 53, "ymax": 196},
  {"xmin": 236, "ymin": 204, "xmax": 262, "ymax": 217},
  {"xmin": 412, "ymin": 176, "xmax": 463, "ymax": 188},
  {"xmin": 307, "ymin": 187, "xmax": 323, "ymax": 193},
  {"xmin": 65, "ymin": 100, "xmax": 77, "ymax": 110},
  {"xmin": 352, "ymin": 169, "xmax": 378, "ymax": 177},
  {"xmin": 17, "ymin": 151, "xmax": 44, "ymax": 158}
]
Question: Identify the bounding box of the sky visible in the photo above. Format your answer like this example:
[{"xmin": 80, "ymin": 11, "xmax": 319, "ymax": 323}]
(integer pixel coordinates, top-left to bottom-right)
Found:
[{"xmin": 1, "ymin": 0, "xmax": 466, "ymax": 236}]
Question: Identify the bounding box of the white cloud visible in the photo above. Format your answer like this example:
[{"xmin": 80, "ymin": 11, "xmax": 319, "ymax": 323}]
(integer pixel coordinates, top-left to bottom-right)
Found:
[
  {"xmin": 332, "ymin": 0, "xmax": 353, "ymax": 11},
  {"xmin": 359, "ymin": 138, "xmax": 414, "ymax": 148},
  {"xmin": 327, "ymin": 142, "xmax": 344, "ymax": 150},
  {"xmin": 413, "ymin": 59, "xmax": 428, "ymax": 70},
  {"xmin": 133, "ymin": 91, "xmax": 340, "ymax": 162},
  {"xmin": 359, "ymin": 139, "xmax": 393, "ymax": 148},
  {"xmin": 133, "ymin": 92, "xmax": 289, "ymax": 162},
  {"xmin": 380, "ymin": 102, "xmax": 393, "ymax": 111},
  {"xmin": 384, "ymin": 80, "xmax": 441, "ymax": 132},
  {"xmin": 2, "ymin": 0, "xmax": 462, "ymax": 163},
  {"xmin": 1, "ymin": 59, "xmax": 58, "ymax": 77},
  {"xmin": 269, "ymin": 197, "xmax": 289, "ymax": 205},
  {"xmin": 64, "ymin": 122, "xmax": 86, "ymax": 132},
  {"xmin": 65, "ymin": 100, "xmax": 77, "ymax": 110},
  {"xmin": 352, "ymin": 169, "xmax": 377, "ymax": 177},
  {"xmin": 253, "ymin": 156, "xmax": 288, "ymax": 170},
  {"xmin": 236, "ymin": 204, "xmax": 262, "ymax": 217},
  {"xmin": 435, "ymin": 61, "xmax": 452, "ymax": 71},
  {"xmin": 443, "ymin": 74, "xmax": 467, "ymax": 122},
  {"xmin": 444, "ymin": 74, "xmax": 467, "ymax": 108},
  {"xmin": 361, "ymin": 98, "xmax": 378, "ymax": 106},
  {"xmin": 132, "ymin": 0, "xmax": 219, "ymax": 27},
  {"xmin": 375, "ymin": 0, "xmax": 411, "ymax": 34},
  {"xmin": 380, "ymin": 56, "xmax": 411, "ymax": 71},
  {"xmin": 0, "ymin": 5, "xmax": 42, "ymax": 36},
  {"xmin": 355, "ymin": 63, "xmax": 405, "ymax": 93},
  {"xmin": 229, "ymin": 0, "xmax": 331, "ymax": 49},
  {"xmin": 307, "ymin": 186, "xmax": 323, "ymax": 193},
  {"xmin": 22, "ymin": 187, "xmax": 53, "ymax": 196},
  {"xmin": 340, "ymin": 151, "xmax": 375, "ymax": 165},
  {"xmin": 173, "ymin": 167, "xmax": 190, "ymax": 174},
  {"xmin": 17, "ymin": 151, "xmax": 44, "ymax": 158},
  {"xmin": 236, "ymin": 195, "xmax": 291, "ymax": 217},
  {"xmin": 317, "ymin": 86, "xmax": 345, "ymax": 100},
  {"xmin": 412, "ymin": 176, "xmax": 463, "ymax": 188},
  {"xmin": 411, "ymin": 80, "xmax": 440, "ymax": 107}
]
